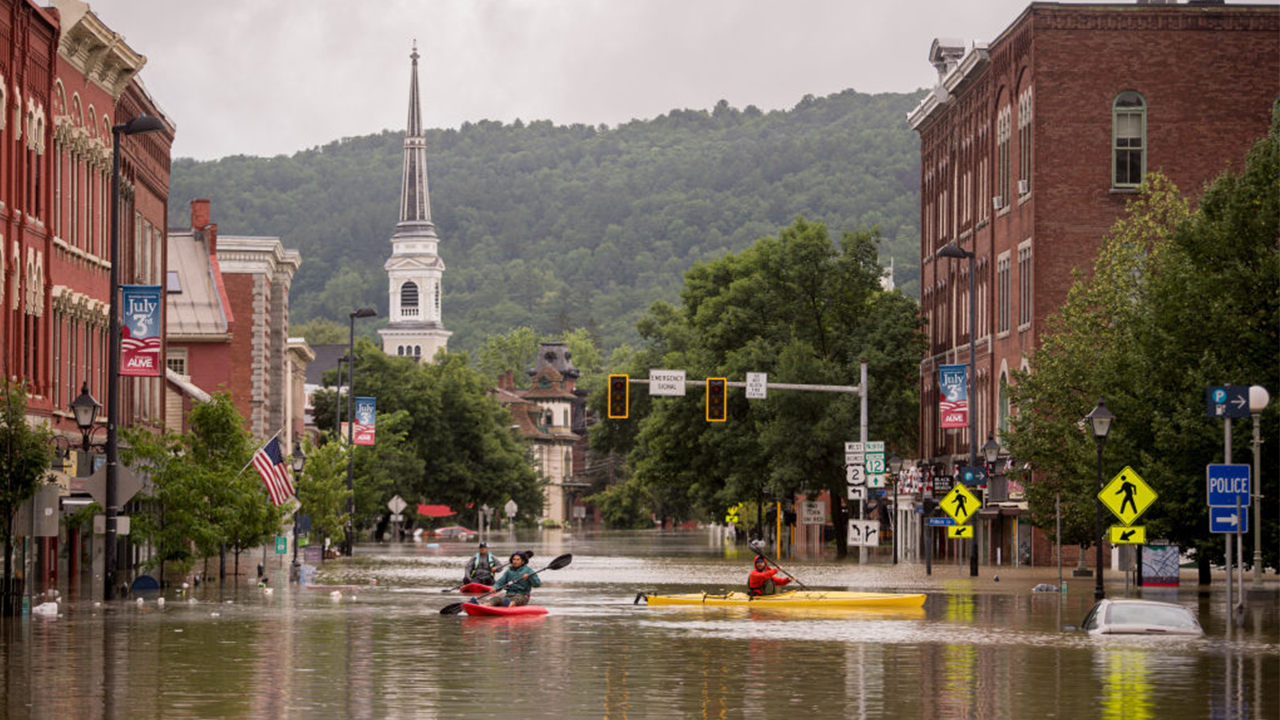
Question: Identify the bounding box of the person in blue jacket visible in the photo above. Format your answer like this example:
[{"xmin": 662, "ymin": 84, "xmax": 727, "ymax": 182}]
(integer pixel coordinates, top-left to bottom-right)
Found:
[{"xmin": 482, "ymin": 552, "xmax": 541, "ymax": 606}]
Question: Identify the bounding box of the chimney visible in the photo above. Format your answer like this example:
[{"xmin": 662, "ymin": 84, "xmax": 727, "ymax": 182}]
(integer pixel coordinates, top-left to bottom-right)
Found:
[
  {"xmin": 504, "ymin": 370, "xmax": 514, "ymax": 390},
  {"xmin": 191, "ymin": 199, "xmax": 210, "ymax": 231}
]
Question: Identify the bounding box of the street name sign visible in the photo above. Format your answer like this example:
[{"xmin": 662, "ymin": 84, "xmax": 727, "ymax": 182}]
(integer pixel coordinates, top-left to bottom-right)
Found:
[
  {"xmin": 648, "ymin": 369, "xmax": 687, "ymax": 396},
  {"xmin": 1210, "ymin": 507, "xmax": 1248, "ymax": 534},
  {"xmin": 1099, "ymin": 466, "xmax": 1156, "ymax": 526},
  {"xmin": 1206, "ymin": 464, "xmax": 1250, "ymax": 507},
  {"xmin": 1205, "ymin": 385, "xmax": 1249, "ymax": 419},
  {"xmin": 940, "ymin": 485, "xmax": 980, "ymax": 525},
  {"xmin": 1109, "ymin": 526, "xmax": 1146, "ymax": 545},
  {"xmin": 927, "ymin": 516, "xmax": 955, "ymax": 527},
  {"xmin": 947, "ymin": 525, "xmax": 973, "ymax": 539}
]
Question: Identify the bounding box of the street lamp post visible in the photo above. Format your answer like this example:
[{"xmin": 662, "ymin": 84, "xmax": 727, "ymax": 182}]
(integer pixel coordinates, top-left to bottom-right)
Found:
[
  {"xmin": 888, "ymin": 451, "xmax": 903, "ymax": 564},
  {"xmin": 982, "ymin": 434, "xmax": 1001, "ymax": 563},
  {"xmin": 344, "ymin": 308, "xmax": 377, "ymax": 557},
  {"xmin": 69, "ymin": 382, "xmax": 102, "ymax": 452},
  {"xmin": 106, "ymin": 115, "xmax": 165, "ymax": 602},
  {"xmin": 1249, "ymin": 386, "xmax": 1269, "ymax": 590},
  {"xmin": 1086, "ymin": 397, "xmax": 1114, "ymax": 602},
  {"xmin": 937, "ymin": 241, "xmax": 979, "ymax": 577},
  {"xmin": 291, "ymin": 445, "xmax": 305, "ymax": 579}
]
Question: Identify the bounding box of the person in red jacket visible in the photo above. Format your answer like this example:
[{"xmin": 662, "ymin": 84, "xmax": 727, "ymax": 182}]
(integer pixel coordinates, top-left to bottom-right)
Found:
[{"xmin": 747, "ymin": 555, "xmax": 792, "ymax": 597}]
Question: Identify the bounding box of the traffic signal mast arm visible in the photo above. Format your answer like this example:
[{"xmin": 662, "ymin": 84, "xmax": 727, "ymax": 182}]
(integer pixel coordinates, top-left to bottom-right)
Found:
[{"xmin": 627, "ymin": 379, "xmax": 861, "ymax": 394}]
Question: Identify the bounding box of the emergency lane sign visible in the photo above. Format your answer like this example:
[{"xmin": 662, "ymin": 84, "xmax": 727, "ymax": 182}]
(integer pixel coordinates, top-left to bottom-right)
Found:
[{"xmin": 1099, "ymin": 466, "xmax": 1156, "ymax": 526}]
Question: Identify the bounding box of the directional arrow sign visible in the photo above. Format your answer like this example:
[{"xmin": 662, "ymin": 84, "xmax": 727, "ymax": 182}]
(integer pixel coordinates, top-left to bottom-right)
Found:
[
  {"xmin": 958, "ymin": 465, "xmax": 988, "ymax": 487},
  {"xmin": 1210, "ymin": 507, "xmax": 1249, "ymax": 534},
  {"xmin": 940, "ymin": 485, "xmax": 980, "ymax": 525},
  {"xmin": 1205, "ymin": 385, "xmax": 1250, "ymax": 419},
  {"xmin": 846, "ymin": 485, "xmax": 866, "ymax": 501},
  {"xmin": 947, "ymin": 525, "xmax": 973, "ymax": 539},
  {"xmin": 848, "ymin": 519, "xmax": 879, "ymax": 547},
  {"xmin": 1099, "ymin": 466, "xmax": 1156, "ymax": 526},
  {"xmin": 1109, "ymin": 526, "xmax": 1146, "ymax": 545}
]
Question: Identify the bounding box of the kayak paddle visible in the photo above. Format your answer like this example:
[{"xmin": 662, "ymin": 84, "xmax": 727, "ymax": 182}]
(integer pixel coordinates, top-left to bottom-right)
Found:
[
  {"xmin": 440, "ymin": 553, "xmax": 572, "ymax": 615},
  {"xmin": 441, "ymin": 550, "xmax": 534, "ymax": 592}
]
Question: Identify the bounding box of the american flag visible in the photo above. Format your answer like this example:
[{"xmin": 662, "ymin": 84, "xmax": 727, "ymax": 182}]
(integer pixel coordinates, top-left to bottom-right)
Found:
[{"xmin": 251, "ymin": 437, "xmax": 295, "ymax": 506}]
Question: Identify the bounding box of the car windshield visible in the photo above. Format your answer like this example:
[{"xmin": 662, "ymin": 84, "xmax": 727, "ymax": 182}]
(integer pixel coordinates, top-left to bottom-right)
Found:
[{"xmin": 1107, "ymin": 603, "xmax": 1198, "ymax": 629}]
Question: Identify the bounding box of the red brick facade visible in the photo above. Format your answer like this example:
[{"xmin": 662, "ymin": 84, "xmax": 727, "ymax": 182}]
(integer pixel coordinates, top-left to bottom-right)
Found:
[{"xmin": 911, "ymin": 2, "xmax": 1280, "ymax": 566}]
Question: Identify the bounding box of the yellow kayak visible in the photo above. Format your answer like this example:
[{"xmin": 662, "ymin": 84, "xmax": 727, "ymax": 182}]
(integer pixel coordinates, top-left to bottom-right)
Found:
[{"xmin": 641, "ymin": 590, "xmax": 927, "ymax": 609}]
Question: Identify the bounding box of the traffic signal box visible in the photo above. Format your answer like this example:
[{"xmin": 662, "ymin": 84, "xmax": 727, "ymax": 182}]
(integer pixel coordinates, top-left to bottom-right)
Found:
[
  {"xmin": 706, "ymin": 378, "xmax": 727, "ymax": 422},
  {"xmin": 607, "ymin": 374, "xmax": 629, "ymax": 419}
]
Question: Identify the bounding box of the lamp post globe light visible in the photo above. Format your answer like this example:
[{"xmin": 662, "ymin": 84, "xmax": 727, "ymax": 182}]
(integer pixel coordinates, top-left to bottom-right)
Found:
[
  {"xmin": 1085, "ymin": 397, "xmax": 1114, "ymax": 602},
  {"xmin": 1248, "ymin": 385, "xmax": 1269, "ymax": 590},
  {"xmin": 937, "ymin": 241, "xmax": 979, "ymax": 577},
  {"xmin": 105, "ymin": 114, "xmax": 165, "ymax": 602},
  {"xmin": 888, "ymin": 451, "xmax": 903, "ymax": 564},
  {"xmin": 345, "ymin": 307, "xmax": 377, "ymax": 557}
]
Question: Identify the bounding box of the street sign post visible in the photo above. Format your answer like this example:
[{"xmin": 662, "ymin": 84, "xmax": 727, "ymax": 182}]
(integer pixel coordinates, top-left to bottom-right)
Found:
[
  {"xmin": 1210, "ymin": 507, "xmax": 1249, "ymax": 534},
  {"xmin": 1205, "ymin": 385, "xmax": 1250, "ymax": 419},
  {"xmin": 1206, "ymin": 464, "xmax": 1251, "ymax": 507},
  {"xmin": 1099, "ymin": 466, "xmax": 1156, "ymax": 526}
]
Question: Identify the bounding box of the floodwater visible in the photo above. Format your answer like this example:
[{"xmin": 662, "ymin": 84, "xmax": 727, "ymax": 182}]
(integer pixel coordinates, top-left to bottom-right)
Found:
[{"xmin": 2, "ymin": 529, "xmax": 1276, "ymax": 719}]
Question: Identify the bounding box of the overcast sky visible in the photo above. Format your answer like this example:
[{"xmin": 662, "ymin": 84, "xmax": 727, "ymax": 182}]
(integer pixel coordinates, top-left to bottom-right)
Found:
[{"xmin": 81, "ymin": 0, "xmax": 1277, "ymax": 161}]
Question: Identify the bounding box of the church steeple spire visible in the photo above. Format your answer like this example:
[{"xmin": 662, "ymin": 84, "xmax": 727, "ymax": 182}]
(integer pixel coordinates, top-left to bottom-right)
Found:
[
  {"xmin": 379, "ymin": 41, "xmax": 451, "ymax": 362},
  {"xmin": 399, "ymin": 40, "xmax": 433, "ymax": 227}
]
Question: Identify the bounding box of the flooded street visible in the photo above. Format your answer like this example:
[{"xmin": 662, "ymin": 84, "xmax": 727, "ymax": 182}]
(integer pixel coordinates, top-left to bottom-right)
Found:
[{"xmin": 2, "ymin": 529, "xmax": 1276, "ymax": 719}]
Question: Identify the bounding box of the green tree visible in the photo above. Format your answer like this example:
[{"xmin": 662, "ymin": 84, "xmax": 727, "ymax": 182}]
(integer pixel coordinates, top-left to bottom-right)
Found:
[
  {"xmin": 591, "ymin": 218, "xmax": 924, "ymax": 556},
  {"xmin": 0, "ymin": 382, "xmax": 54, "ymax": 616},
  {"xmin": 476, "ymin": 326, "xmax": 541, "ymax": 388},
  {"xmin": 295, "ymin": 438, "xmax": 351, "ymax": 551},
  {"xmin": 293, "ymin": 317, "xmax": 348, "ymax": 345}
]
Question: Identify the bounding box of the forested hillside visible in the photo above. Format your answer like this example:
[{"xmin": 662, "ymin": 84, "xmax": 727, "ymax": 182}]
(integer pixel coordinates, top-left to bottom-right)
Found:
[{"xmin": 168, "ymin": 89, "xmax": 925, "ymax": 356}]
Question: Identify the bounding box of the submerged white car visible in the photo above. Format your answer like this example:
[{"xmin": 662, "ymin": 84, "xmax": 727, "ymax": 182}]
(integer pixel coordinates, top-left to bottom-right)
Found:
[{"xmin": 1080, "ymin": 598, "xmax": 1204, "ymax": 636}]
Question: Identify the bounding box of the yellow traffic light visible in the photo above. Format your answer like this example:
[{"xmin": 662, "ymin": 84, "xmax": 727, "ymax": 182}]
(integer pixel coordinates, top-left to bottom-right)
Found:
[
  {"xmin": 607, "ymin": 374, "xmax": 629, "ymax": 419},
  {"xmin": 706, "ymin": 378, "xmax": 727, "ymax": 422}
]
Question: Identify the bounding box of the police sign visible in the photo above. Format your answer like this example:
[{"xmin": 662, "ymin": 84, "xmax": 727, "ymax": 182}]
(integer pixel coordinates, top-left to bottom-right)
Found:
[{"xmin": 1206, "ymin": 464, "xmax": 1250, "ymax": 507}]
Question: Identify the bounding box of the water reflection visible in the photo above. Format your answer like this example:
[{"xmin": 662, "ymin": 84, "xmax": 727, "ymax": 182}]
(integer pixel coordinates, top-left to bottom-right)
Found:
[{"xmin": 0, "ymin": 530, "xmax": 1276, "ymax": 719}]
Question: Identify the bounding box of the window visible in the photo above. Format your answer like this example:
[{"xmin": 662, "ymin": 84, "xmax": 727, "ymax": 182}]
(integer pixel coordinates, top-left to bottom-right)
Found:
[
  {"xmin": 166, "ymin": 270, "xmax": 182, "ymax": 293},
  {"xmin": 996, "ymin": 104, "xmax": 1011, "ymax": 210},
  {"xmin": 400, "ymin": 281, "xmax": 419, "ymax": 317},
  {"xmin": 997, "ymin": 252, "xmax": 1011, "ymax": 335},
  {"xmin": 997, "ymin": 372, "xmax": 1011, "ymax": 436},
  {"xmin": 1018, "ymin": 87, "xmax": 1033, "ymax": 195},
  {"xmin": 1018, "ymin": 242, "xmax": 1033, "ymax": 329},
  {"xmin": 1113, "ymin": 91, "xmax": 1146, "ymax": 187},
  {"xmin": 166, "ymin": 351, "xmax": 187, "ymax": 377}
]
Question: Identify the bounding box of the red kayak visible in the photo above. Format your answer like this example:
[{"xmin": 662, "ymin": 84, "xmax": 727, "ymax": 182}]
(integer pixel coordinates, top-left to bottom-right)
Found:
[
  {"xmin": 458, "ymin": 583, "xmax": 493, "ymax": 594},
  {"xmin": 460, "ymin": 602, "xmax": 548, "ymax": 617}
]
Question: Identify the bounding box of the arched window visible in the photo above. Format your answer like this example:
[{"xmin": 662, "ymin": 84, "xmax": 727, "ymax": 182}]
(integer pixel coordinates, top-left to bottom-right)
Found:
[
  {"xmin": 414, "ymin": 345, "xmax": 422, "ymax": 356},
  {"xmin": 397, "ymin": 345, "xmax": 404, "ymax": 356},
  {"xmin": 1112, "ymin": 91, "xmax": 1146, "ymax": 188},
  {"xmin": 401, "ymin": 282, "xmax": 419, "ymax": 317},
  {"xmin": 997, "ymin": 372, "xmax": 1011, "ymax": 436}
]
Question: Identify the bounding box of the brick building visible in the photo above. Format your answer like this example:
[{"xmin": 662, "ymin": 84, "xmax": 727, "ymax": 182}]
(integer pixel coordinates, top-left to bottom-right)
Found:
[
  {"xmin": 909, "ymin": 1, "xmax": 1279, "ymax": 566},
  {"xmin": 166, "ymin": 199, "xmax": 305, "ymax": 447}
]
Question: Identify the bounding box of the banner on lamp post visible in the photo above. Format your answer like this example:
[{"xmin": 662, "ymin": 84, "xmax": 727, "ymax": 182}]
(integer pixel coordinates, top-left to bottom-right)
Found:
[
  {"xmin": 939, "ymin": 364, "xmax": 969, "ymax": 429},
  {"xmin": 353, "ymin": 396, "xmax": 376, "ymax": 445},
  {"xmin": 120, "ymin": 285, "xmax": 162, "ymax": 377}
]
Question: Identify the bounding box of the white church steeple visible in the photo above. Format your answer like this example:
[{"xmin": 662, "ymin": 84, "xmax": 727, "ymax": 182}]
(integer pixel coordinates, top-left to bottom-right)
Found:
[{"xmin": 379, "ymin": 41, "xmax": 451, "ymax": 361}]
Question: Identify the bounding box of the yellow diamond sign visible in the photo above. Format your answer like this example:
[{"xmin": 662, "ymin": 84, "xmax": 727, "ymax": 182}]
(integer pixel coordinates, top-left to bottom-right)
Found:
[
  {"xmin": 1099, "ymin": 466, "xmax": 1156, "ymax": 526},
  {"xmin": 940, "ymin": 485, "xmax": 980, "ymax": 525}
]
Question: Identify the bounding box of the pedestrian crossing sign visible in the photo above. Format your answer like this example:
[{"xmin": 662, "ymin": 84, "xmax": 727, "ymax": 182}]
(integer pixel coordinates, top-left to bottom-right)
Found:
[
  {"xmin": 947, "ymin": 525, "xmax": 974, "ymax": 539},
  {"xmin": 1109, "ymin": 526, "xmax": 1146, "ymax": 545},
  {"xmin": 940, "ymin": 485, "xmax": 980, "ymax": 525},
  {"xmin": 1099, "ymin": 466, "xmax": 1156, "ymax": 525}
]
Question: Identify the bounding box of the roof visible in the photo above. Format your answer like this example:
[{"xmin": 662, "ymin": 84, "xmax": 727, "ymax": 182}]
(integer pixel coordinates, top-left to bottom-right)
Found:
[
  {"xmin": 305, "ymin": 344, "xmax": 348, "ymax": 385},
  {"xmin": 166, "ymin": 229, "xmax": 231, "ymax": 339}
]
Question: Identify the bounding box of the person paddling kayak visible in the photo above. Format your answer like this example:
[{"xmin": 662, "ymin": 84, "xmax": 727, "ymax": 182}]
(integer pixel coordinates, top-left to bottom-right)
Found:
[
  {"xmin": 747, "ymin": 555, "xmax": 792, "ymax": 597},
  {"xmin": 463, "ymin": 541, "xmax": 501, "ymax": 585},
  {"xmin": 481, "ymin": 552, "xmax": 542, "ymax": 607}
]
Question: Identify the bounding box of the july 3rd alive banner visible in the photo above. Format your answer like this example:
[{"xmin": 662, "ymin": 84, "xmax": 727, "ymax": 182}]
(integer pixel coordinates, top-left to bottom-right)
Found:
[
  {"xmin": 120, "ymin": 285, "xmax": 162, "ymax": 377},
  {"xmin": 353, "ymin": 397, "xmax": 376, "ymax": 446},
  {"xmin": 939, "ymin": 363, "xmax": 969, "ymax": 429}
]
